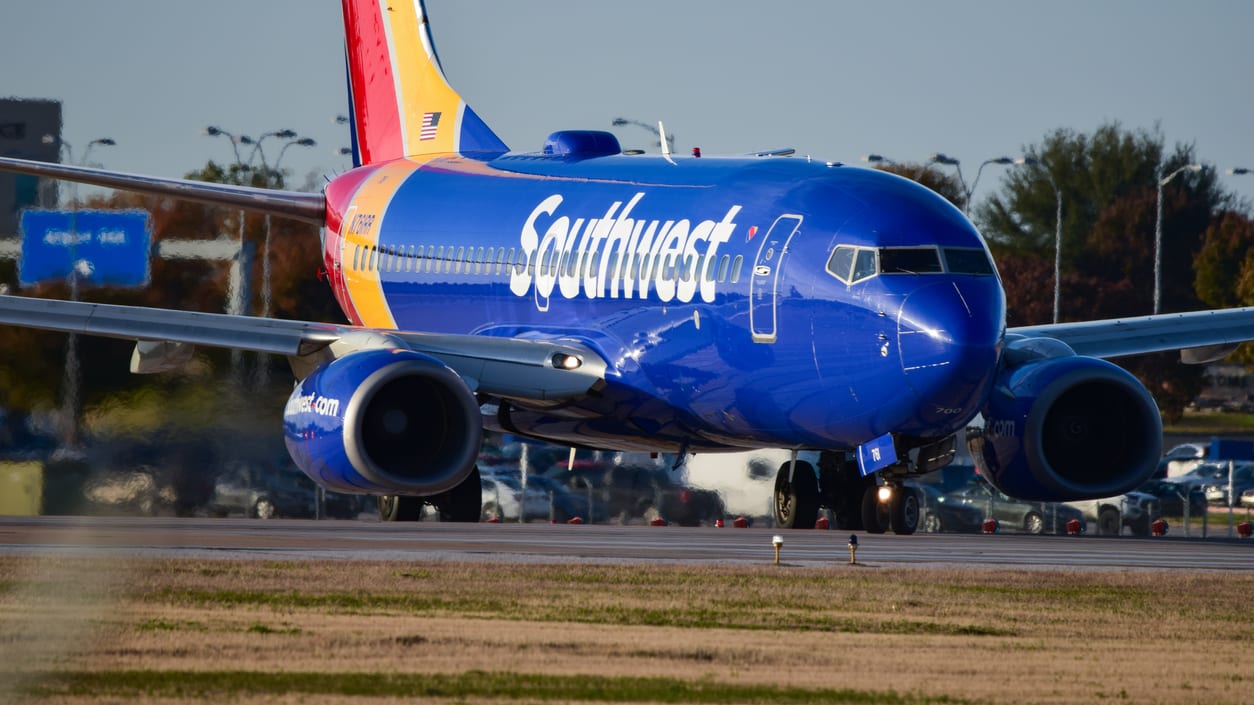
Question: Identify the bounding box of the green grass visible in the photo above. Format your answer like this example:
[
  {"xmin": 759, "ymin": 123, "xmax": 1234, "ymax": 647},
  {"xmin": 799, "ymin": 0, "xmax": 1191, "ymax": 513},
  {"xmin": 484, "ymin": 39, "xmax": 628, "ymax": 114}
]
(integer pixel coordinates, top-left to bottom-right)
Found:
[
  {"xmin": 154, "ymin": 587, "xmax": 1010, "ymax": 636},
  {"xmin": 22, "ymin": 669, "xmax": 969, "ymax": 704},
  {"xmin": 1163, "ymin": 411, "xmax": 1254, "ymax": 434}
]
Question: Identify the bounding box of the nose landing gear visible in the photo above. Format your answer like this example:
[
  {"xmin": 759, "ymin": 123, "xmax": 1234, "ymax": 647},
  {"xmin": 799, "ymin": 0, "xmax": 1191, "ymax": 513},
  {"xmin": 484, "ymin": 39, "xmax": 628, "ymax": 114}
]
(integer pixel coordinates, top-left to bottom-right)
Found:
[{"xmin": 770, "ymin": 451, "xmax": 919, "ymax": 534}]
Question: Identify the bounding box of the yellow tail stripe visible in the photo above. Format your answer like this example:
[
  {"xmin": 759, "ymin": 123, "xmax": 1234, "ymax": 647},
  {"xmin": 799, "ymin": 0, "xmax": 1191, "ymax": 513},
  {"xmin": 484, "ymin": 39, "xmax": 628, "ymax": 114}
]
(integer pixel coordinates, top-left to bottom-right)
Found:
[{"xmin": 386, "ymin": 0, "xmax": 462, "ymax": 155}]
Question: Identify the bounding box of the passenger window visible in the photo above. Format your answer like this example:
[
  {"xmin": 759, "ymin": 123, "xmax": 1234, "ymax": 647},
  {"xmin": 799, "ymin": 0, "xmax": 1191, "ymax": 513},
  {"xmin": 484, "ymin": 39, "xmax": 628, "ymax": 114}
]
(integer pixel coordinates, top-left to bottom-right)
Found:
[
  {"xmin": 353, "ymin": 245, "xmax": 362, "ymax": 271},
  {"xmin": 729, "ymin": 255, "xmax": 744, "ymax": 283}
]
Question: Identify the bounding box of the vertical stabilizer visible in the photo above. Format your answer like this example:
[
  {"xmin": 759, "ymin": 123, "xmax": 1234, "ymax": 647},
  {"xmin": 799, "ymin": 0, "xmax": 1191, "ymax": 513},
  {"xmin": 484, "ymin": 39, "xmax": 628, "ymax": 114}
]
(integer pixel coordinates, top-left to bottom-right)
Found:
[{"xmin": 341, "ymin": 0, "xmax": 509, "ymax": 165}]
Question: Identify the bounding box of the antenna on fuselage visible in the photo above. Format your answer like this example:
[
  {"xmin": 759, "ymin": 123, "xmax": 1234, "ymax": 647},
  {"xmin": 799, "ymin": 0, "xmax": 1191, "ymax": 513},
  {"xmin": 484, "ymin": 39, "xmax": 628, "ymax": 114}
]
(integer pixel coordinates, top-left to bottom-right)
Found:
[{"xmin": 658, "ymin": 121, "xmax": 676, "ymax": 166}]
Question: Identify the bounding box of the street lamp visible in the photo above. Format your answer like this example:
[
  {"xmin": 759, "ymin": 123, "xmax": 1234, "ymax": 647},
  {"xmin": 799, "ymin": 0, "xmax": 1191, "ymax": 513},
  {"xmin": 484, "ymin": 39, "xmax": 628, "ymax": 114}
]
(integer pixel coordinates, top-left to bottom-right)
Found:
[
  {"xmin": 41, "ymin": 135, "xmax": 116, "ymax": 447},
  {"xmin": 259, "ymin": 136, "xmax": 315, "ymax": 320},
  {"xmin": 1227, "ymin": 167, "xmax": 1251, "ymax": 176},
  {"xmin": 1154, "ymin": 163, "xmax": 1204, "ymax": 314},
  {"xmin": 967, "ymin": 157, "xmax": 1015, "ymax": 216},
  {"xmin": 861, "ymin": 153, "xmax": 897, "ymax": 166}
]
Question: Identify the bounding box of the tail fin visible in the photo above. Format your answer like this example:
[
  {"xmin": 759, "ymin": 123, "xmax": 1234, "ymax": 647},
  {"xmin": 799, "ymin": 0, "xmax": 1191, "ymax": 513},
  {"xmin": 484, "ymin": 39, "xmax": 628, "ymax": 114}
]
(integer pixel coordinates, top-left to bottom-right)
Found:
[{"xmin": 341, "ymin": 0, "xmax": 509, "ymax": 165}]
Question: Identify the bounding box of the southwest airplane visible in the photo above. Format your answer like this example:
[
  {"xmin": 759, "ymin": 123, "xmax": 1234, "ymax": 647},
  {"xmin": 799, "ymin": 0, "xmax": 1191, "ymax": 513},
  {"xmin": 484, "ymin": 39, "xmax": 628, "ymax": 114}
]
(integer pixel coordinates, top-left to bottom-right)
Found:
[{"xmin": 3, "ymin": 0, "xmax": 1254, "ymax": 534}]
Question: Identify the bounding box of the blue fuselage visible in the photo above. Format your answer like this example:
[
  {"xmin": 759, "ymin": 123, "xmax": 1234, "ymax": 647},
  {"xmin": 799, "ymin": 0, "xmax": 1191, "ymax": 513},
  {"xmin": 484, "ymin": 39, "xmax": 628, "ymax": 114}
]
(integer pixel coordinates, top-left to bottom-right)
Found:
[{"xmin": 331, "ymin": 152, "xmax": 1006, "ymax": 453}]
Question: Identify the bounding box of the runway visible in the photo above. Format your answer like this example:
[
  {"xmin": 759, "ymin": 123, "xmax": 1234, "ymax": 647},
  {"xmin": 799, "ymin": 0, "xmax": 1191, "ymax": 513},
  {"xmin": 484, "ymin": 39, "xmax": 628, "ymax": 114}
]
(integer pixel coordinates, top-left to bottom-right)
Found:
[{"xmin": 0, "ymin": 515, "xmax": 1251, "ymax": 571}]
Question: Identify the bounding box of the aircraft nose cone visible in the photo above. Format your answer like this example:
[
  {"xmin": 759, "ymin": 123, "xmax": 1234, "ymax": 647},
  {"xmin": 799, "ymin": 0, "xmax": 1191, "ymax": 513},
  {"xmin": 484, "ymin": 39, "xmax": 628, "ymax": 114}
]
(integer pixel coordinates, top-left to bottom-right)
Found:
[{"xmin": 897, "ymin": 280, "xmax": 1001, "ymax": 423}]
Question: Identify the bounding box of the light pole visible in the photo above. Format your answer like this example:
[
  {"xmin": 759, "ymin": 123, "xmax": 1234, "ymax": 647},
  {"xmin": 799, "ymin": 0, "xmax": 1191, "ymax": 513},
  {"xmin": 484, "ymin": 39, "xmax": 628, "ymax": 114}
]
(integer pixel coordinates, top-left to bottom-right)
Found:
[
  {"xmin": 611, "ymin": 117, "xmax": 674, "ymax": 153},
  {"xmin": 1154, "ymin": 163, "xmax": 1204, "ymax": 314},
  {"xmin": 254, "ymin": 135, "xmax": 315, "ymax": 320},
  {"xmin": 861, "ymin": 154, "xmax": 897, "ymax": 166},
  {"xmin": 40, "ymin": 135, "xmax": 116, "ymax": 447},
  {"xmin": 930, "ymin": 153, "xmax": 1016, "ymax": 215},
  {"xmin": 966, "ymin": 157, "xmax": 1014, "ymax": 216},
  {"xmin": 1228, "ymin": 167, "xmax": 1251, "ymax": 176},
  {"xmin": 203, "ymin": 126, "xmax": 256, "ymax": 382}
]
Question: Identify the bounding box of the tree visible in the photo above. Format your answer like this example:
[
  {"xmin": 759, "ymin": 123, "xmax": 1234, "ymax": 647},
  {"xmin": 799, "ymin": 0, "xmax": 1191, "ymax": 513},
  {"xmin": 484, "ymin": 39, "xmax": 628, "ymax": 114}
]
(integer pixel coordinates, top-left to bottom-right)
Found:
[
  {"xmin": 1195, "ymin": 210, "xmax": 1254, "ymax": 365},
  {"xmin": 977, "ymin": 123, "xmax": 1228, "ymax": 421},
  {"xmin": 0, "ymin": 160, "xmax": 338, "ymax": 420},
  {"xmin": 870, "ymin": 163, "xmax": 965, "ymax": 209}
]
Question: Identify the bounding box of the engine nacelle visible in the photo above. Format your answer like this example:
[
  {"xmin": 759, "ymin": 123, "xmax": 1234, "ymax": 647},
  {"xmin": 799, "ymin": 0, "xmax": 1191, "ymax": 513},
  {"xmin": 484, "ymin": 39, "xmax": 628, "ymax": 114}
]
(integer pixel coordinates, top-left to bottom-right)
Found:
[
  {"xmin": 968, "ymin": 355, "xmax": 1162, "ymax": 501},
  {"xmin": 283, "ymin": 349, "xmax": 482, "ymax": 496}
]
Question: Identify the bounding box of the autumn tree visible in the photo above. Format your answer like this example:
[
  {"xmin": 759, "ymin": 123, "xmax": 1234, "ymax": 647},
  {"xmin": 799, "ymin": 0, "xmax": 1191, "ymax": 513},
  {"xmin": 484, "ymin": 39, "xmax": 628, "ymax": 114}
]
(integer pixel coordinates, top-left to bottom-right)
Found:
[{"xmin": 976, "ymin": 124, "xmax": 1232, "ymax": 421}]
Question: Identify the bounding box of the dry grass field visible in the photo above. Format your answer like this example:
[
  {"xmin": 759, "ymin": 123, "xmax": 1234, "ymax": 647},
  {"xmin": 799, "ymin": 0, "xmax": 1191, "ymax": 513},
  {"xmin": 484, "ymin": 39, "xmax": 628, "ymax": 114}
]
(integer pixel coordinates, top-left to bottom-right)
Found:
[{"xmin": 1, "ymin": 555, "xmax": 1252, "ymax": 704}]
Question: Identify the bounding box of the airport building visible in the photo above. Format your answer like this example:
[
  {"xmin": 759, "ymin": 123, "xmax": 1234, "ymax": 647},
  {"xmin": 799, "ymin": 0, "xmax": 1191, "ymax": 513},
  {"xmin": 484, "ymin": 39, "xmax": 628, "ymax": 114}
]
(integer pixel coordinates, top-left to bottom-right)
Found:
[{"xmin": 0, "ymin": 98, "xmax": 62, "ymax": 236}]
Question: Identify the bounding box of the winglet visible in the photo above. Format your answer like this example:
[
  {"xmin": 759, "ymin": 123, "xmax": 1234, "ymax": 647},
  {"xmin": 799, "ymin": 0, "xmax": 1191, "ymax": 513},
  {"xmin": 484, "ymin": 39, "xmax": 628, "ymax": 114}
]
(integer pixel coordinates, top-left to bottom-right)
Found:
[{"xmin": 341, "ymin": 0, "xmax": 509, "ymax": 165}]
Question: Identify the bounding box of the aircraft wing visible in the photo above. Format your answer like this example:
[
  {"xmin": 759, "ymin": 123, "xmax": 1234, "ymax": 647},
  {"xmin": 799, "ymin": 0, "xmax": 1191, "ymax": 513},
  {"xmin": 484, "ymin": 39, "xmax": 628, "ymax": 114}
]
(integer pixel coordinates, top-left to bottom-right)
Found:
[
  {"xmin": 0, "ymin": 157, "xmax": 324, "ymax": 224},
  {"xmin": 0, "ymin": 294, "xmax": 606, "ymax": 401},
  {"xmin": 1009, "ymin": 306, "xmax": 1254, "ymax": 363}
]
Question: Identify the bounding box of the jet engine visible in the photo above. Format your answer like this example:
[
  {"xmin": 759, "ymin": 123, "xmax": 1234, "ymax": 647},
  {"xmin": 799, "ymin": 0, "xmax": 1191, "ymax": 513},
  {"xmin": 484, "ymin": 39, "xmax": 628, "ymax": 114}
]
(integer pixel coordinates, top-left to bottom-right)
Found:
[
  {"xmin": 968, "ymin": 348, "xmax": 1162, "ymax": 501},
  {"xmin": 283, "ymin": 348, "xmax": 482, "ymax": 496}
]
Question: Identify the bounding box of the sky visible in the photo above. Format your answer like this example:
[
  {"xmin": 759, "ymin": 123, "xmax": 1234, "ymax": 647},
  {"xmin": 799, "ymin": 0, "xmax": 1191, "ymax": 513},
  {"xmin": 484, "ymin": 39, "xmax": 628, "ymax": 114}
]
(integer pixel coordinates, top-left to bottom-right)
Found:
[{"xmin": 4, "ymin": 0, "xmax": 1254, "ymax": 212}]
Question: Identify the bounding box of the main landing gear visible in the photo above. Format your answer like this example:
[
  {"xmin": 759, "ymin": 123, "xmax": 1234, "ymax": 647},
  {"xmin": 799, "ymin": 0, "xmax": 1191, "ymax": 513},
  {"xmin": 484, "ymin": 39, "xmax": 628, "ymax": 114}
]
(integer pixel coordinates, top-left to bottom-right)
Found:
[
  {"xmin": 378, "ymin": 465, "xmax": 482, "ymax": 522},
  {"xmin": 771, "ymin": 451, "xmax": 920, "ymax": 535}
]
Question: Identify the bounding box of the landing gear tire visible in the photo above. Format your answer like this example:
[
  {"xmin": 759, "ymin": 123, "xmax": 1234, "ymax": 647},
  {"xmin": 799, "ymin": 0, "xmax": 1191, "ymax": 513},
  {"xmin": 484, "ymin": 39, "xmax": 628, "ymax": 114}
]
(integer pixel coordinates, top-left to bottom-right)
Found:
[
  {"xmin": 773, "ymin": 460, "xmax": 819, "ymax": 529},
  {"xmin": 1097, "ymin": 507, "xmax": 1120, "ymax": 536},
  {"xmin": 860, "ymin": 486, "xmax": 889, "ymax": 534},
  {"xmin": 1023, "ymin": 511, "xmax": 1044, "ymax": 535},
  {"xmin": 378, "ymin": 494, "xmax": 422, "ymax": 522},
  {"xmin": 253, "ymin": 498, "xmax": 276, "ymax": 520},
  {"xmin": 435, "ymin": 465, "xmax": 482, "ymax": 523},
  {"xmin": 889, "ymin": 488, "xmax": 919, "ymax": 535},
  {"xmin": 922, "ymin": 511, "xmax": 942, "ymax": 533}
]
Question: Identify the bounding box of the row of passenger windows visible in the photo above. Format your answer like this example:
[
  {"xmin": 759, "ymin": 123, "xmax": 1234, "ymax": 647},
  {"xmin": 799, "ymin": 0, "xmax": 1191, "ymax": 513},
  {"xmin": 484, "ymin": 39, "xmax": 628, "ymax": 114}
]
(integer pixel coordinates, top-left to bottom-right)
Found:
[
  {"xmin": 350, "ymin": 242, "xmax": 746, "ymax": 285},
  {"xmin": 825, "ymin": 245, "xmax": 995, "ymax": 284}
]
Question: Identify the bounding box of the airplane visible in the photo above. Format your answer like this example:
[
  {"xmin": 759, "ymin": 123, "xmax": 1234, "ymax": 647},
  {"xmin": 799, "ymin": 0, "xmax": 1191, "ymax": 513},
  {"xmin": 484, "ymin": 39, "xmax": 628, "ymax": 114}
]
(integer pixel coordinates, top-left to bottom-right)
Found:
[{"xmin": 4, "ymin": 0, "xmax": 1254, "ymax": 534}]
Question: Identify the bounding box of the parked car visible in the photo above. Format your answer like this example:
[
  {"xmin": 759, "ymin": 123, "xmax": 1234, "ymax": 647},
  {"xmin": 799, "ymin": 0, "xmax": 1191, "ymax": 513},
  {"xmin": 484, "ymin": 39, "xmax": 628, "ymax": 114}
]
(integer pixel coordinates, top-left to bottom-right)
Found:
[
  {"xmin": 1163, "ymin": 461, "xmax": 1249, "ymax": 493},
  {"xmin": 949, "ymin": 479, "xmax": 1086, "ymax": 534},
  {"xmin": 1201, "ymin": 464, "xmax": 1254, "ymax": 505},
  {"xmin": 909, "ymin": 481, "xmax": 983, "ymax": 533},
  {"xmin": 480, "ymin": 473, "xmax": 525, "ymax": 521},
  {"xmin": 1136, "ymin": 479, "xmax": 1207, "ymax": 517},
  {"xmin": 1156, "ymin": 442, "xmax": 1208, "ymax": 478},
  {"xmin": 1241, "ymin": 487, "xmax": 1254, "ymax": 509},
  {"xmin": 1065, "ymin": 491, "xmax": 1159, "ymax": 536},
  {"xmin": 206, "ymin": 467, "xmax": 314, "ymax": 519}
]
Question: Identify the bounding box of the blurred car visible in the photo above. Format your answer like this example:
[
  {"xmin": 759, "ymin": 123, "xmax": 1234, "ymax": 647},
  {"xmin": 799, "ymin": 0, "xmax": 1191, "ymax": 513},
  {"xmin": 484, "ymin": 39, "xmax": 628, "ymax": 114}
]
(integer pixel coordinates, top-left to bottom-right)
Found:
[
  {"xmin": 523, "ymin": 474, "xmax": 603, "ymax": 522},
  {"xmin": 480, "ymin": 473, "xmax": 525, "ymax": 521},
  {"xmin": 950, "ymin": 479, "xmax": 1086, "ymax": 534},
  {"xmin": 1163, "ymin": 461, "xmax": 1247, "ymax": 493},
  {"xmin": 1201, "ymin": 464, "xmax": 1254, "ymax": 505},
  {"xmin": 206, "ymin": 467, "xmax": 314, "ymax": 519},
  {"xmin": 1136, "ymin": 479, "xmax": 1207, "ymax": 517},
  {"xmin": 1241, "ymin": 487, "xmax": 1254, "ymax": 509},
  {"xmin": 909, "ymin": 481, "xmax": 983, "ymax": 533},
  {"xmin": 1155, "ymin": 442, "xmax": 1208, "ymax": 478},
  {"xmin": 1065, "ymin": 491, "xmax": 1159, "ymax": 536}
]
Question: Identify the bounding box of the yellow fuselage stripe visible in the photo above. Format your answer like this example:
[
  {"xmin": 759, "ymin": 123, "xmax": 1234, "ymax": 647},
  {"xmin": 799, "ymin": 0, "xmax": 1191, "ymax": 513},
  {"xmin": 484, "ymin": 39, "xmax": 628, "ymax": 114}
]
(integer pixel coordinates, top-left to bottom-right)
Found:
[{"xmin": 340, "ymin": 160, "xmax": 426, "ymax": 328}]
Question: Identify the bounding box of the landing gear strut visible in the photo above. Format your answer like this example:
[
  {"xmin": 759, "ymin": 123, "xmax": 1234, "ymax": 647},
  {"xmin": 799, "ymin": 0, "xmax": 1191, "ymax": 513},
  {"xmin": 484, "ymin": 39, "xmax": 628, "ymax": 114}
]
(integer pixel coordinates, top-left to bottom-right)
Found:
[
  {"xmin": 377, "ymin": 465, "xmax": 483, "ymax": 523},
  {"xmin": 770, "ymin": 450, "xmax": 922, "ymax": 535}
]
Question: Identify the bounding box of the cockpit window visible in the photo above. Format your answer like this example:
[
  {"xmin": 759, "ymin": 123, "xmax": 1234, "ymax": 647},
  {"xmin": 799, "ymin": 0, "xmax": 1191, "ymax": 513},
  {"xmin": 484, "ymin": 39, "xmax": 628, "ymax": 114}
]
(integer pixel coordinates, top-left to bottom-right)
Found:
[
  {"xmin": 825, "ymin": 244, "xmax": 996, "ymax": 284},
  {"xmin": 942, "ymin": 247, "xmax": 995, "ymax": 275},
  {"xmin": 826, "ymin": 246, "xmax": 878, "ymax": 284},
  {"xmin": 879, "ymin": 247, "xmax": 942, "ymax": 274},
  {"xmin": 852, "ymin": 249, "xmax": 877, "ymax": 282},
  {"xmin": 825, "ymin": 246, "xmax": 855, "ymax": 282}
]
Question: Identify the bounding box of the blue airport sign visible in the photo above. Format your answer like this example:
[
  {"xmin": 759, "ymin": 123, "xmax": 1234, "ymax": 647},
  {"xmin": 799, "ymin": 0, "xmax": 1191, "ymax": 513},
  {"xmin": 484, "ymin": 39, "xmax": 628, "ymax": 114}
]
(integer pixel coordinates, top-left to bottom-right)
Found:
[{"xmin": 19, "ymin": 209, "xmax": 151, "ymax": 287}]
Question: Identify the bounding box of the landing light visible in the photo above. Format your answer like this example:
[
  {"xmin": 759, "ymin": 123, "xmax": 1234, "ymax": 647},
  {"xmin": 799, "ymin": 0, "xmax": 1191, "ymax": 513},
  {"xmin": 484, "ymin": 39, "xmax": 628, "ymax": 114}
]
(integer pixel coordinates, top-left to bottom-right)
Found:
[
  {"xmin": 552, "ymin": 353, "xmax": 582, "ymax": 370},
  {"xmin": 876, "ymin": 486, "xmax": 894, "ymax": 503}
]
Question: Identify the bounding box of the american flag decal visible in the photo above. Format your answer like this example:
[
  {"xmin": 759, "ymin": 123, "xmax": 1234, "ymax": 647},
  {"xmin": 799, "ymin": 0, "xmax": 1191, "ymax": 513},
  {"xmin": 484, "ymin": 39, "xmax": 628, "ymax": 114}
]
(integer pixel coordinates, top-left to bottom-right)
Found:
[{"xmin": 419, "ymin": 111, "xmax": 441, "ymax": 141}]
